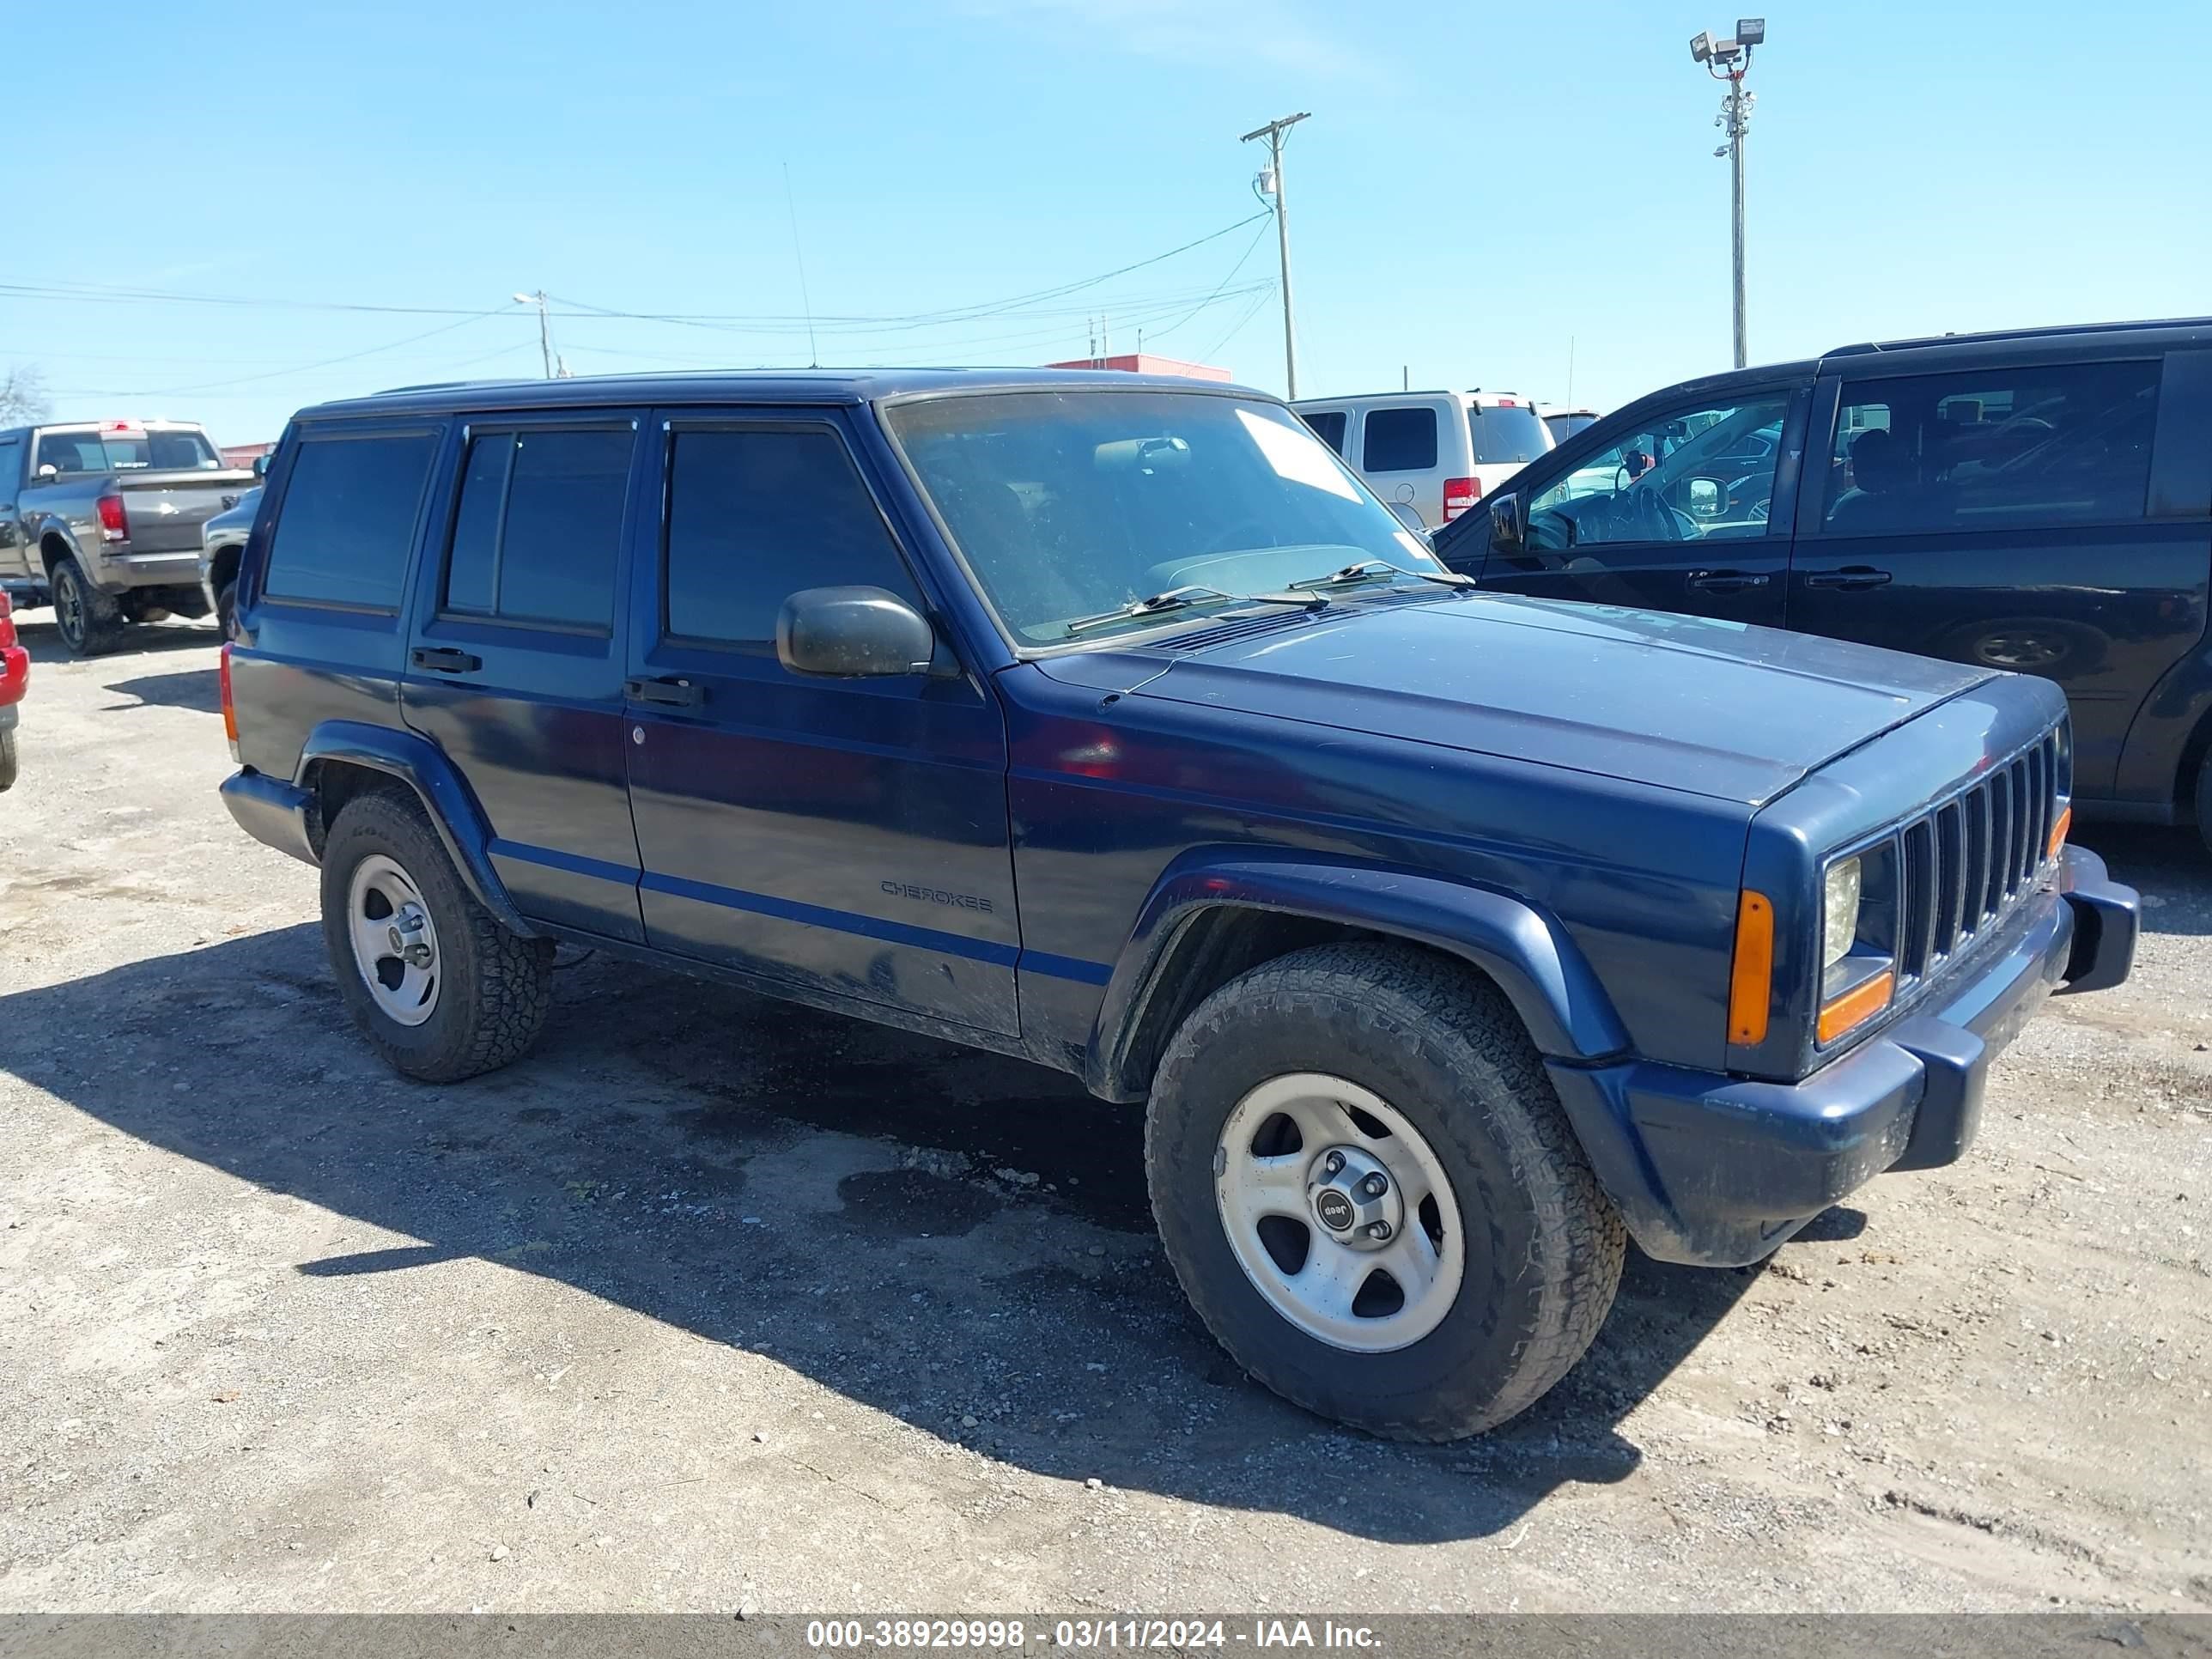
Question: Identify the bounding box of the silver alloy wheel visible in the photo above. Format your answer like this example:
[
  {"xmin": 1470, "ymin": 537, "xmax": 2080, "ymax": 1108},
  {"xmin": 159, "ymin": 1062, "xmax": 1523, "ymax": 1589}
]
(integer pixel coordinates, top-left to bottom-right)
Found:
[
  {"xmin": 346, "ymin": 853, "xmax": 441, "ymax": 1026},
  {"xmin": 1214, "ymin": 1073, "xmax": 1466, "ymax": 1352}
]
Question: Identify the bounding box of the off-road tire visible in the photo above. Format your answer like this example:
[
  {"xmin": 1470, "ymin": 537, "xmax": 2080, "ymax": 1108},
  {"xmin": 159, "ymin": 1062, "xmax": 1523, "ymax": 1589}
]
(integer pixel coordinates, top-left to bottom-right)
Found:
[
  {"xmin": 319, "ymin": 787, "xmax": 555, "ymax": 1082},
  {"xmin": 50, "ymin": 556, "xmax": 125, "ymax": 658},
  {"xmin": 1146, "ymin": 941, "xmax": 1626, "ymax": 1441}
]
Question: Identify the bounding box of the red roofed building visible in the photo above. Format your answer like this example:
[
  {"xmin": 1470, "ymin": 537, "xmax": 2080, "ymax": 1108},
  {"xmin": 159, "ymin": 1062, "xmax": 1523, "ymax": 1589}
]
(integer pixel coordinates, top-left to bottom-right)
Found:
[{"xmin": 1044, "ymin": 353, "xmax": 1232, "ymax": 382}]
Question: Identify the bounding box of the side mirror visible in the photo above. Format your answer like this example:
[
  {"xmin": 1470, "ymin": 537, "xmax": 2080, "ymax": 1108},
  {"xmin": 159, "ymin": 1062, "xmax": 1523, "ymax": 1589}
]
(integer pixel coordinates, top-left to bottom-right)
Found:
[
  {"xmin": 1385, "ymin": 499, "xmax": 1431, "ymax": 544},
  {"xmin": 252, "ymin": 453, "xmax": 270, "ymax": 479},
  {"xmin": 777, "ymin": 586, "xmax": 939, "ymax": 678},
  {"xmin": 1487, "ymin": 489, "xmax": 1525, "ymax": 557},
  {"xmin": 35, "ymin": 463, "xmax": 57, "ymax": 480}
]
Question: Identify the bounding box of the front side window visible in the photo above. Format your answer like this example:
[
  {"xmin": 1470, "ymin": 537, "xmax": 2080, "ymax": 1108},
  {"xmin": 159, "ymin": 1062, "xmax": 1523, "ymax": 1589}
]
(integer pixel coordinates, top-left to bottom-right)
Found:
[
  {"xmin": 663, "ymin": 427, "xmax": 919, "ymax": 649},
  {"xmin": 1524, "ymin": 394, "xmax": 1789, "ymax": 550},
  {"xmin": 1361, "ymin": 406, "xmax": 1437, "ymax": 472},
  {"xmin": 442, "ymin": 427, "xmax": 630, "ymax": 629},
  {"xmin": 1822, "ymin": 361, "xmax": 2158, "ymax": 536},
  {"xmin": 885, "ymin": 390, "xmax": 1443, "ymax": 644},
  {"xmin": 264, "ymin": 432, "xmax": 439, "ymax": 609}
]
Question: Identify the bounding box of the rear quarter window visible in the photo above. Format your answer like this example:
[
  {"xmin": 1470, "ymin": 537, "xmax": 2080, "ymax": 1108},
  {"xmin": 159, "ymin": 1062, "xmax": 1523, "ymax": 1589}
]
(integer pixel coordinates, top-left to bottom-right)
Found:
[
  {"xmin": 1361, "ymin": 406, "xmax": 1437, "ymax": 472},
  {"xmin": 1301, "ymin": 410, "xmax": 1349, "ymax": 455},
  {"xmin": 264, "ymin": 430, "xmax": 440, "ymax": 611}
]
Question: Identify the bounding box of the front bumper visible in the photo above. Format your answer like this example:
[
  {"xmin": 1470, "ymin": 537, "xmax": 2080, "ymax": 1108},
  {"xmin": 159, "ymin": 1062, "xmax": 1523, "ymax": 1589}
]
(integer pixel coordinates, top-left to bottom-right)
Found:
[{"xmin": 1547, "ymin": 845, "xmax": 2139, "ymax": 1267}]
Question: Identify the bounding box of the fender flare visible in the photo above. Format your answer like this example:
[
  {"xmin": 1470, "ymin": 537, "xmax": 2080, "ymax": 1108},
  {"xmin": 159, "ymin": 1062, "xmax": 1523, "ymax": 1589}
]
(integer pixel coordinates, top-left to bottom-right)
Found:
[
  {"xmin": 1085, "ymin": 848, "xmax": 1631, "ymax": 1097},
  {"xmin": 295, "ymin": 720, "xmax": 537, "ymax": 938},
  {"xmin": 25, "ymin": 514, "xmax": 83, "ymax": 571}
]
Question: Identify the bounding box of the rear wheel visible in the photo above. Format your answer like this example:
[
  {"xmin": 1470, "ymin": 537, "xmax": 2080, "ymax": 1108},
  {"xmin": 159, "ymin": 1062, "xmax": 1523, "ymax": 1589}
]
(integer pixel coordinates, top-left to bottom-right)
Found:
[
  {"xmin": 49, "ymin": 556, "xmax": 125, "ymax": 658},
  {"xmin": 2194, "ymin": 754, "xmax": 2212, "ymax": 860},
  {"xmin": 319, "ymin": 787, "xmax": 555, "ymax": 1081},
  {"xmin": 0, "ymin": 727, "xmax": 16, "ymax": 792},
  {"xmin": 216, "ymin": 580, "xmax": 238, "ymax": 641},
  {"xmin": 1146, "ymin": 941, "xmax": 1625, "ymax": 1440}
]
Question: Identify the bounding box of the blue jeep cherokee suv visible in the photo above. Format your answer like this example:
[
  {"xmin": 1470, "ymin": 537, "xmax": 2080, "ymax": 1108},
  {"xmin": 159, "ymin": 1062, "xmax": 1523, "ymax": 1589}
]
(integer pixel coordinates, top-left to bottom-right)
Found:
[{"xmin": 217, "ymin": 369, "xmax": 2139, "ymax": 1440}]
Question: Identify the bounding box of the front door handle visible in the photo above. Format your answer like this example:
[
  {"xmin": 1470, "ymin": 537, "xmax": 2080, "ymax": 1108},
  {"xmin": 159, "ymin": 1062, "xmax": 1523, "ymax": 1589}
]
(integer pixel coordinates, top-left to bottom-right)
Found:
[
  {"xmin": 1802, "ymin": 566, "xmax": 1893, "ymax": 591},
  {"xmin": 410, "ymin": 647, "xmax": 482, "ymax": 672},
  {"xmin": 625, "ymin": 676, "xmax": 706, "ymax": 708},
  {"xmin": 1686, "ymin": 568, "xmax": 1771, "ymax": 594}
]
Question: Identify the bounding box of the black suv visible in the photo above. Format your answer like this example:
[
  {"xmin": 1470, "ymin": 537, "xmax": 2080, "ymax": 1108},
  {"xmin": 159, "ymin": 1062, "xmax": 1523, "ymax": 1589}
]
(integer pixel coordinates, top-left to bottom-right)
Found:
[
  {"xmin": 1439, "ymin": 319, "xmax": 2212, "ymax": 843},
  {"xmin": 216, "ymin": 369, "xmax": 2135, "ymax": 1440}
]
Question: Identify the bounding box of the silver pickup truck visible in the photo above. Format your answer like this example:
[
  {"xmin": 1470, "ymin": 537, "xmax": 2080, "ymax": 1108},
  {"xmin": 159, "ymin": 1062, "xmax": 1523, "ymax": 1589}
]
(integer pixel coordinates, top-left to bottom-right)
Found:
[{"xmin": 0, "ymin": 420, "xmax": 255, "ymax": 655}]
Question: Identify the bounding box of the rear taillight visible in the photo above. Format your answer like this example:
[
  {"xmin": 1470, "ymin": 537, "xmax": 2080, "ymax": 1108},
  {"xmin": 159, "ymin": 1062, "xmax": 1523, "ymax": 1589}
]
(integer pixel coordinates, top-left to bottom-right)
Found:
[
  {"xmin": 0, "ymin": 590, "xmax": 15, "ymax": 649},
  {"xmin": 219, "ymin": 642, "xmax": 239, "ymax": 757},
  {"xmin": 1443, "ymin": 477, "xmax": 1480, "ymax": 520},
  {"xmin": 96, "ymin": 493, "xmax": 128, "ymax": 542}
]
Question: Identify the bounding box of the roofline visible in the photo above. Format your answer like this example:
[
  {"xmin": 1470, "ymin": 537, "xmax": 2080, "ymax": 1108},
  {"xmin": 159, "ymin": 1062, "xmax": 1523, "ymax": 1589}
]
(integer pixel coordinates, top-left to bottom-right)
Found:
[{"xmin": 1826, "ymin": 314, "xmax": 2212, "ymax": 359}]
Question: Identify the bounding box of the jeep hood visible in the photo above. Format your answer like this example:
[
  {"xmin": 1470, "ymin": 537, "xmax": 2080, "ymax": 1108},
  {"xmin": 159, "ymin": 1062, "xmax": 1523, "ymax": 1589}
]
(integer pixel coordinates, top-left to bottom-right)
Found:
[{"xmin": 1054, "ymin": 594, "xmax": 1996, "ymax": 805}]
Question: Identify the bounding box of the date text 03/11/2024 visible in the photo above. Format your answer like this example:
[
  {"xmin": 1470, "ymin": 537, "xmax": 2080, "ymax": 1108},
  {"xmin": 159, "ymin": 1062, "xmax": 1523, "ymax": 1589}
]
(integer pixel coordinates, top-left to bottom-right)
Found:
[{"xmin": 803, "ymin": 1620, "xmax": 1381, "ymax": 1650}]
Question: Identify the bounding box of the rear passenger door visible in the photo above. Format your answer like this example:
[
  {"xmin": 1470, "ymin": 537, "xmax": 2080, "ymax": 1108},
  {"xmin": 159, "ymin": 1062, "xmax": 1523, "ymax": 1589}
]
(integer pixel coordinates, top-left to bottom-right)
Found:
[
  {"xmin": 1788, "ymin": 356, "xmax": 2201, "ymax": 798},
  {"xmin": 621, "ymin": 408, "xmax": 1018, "ymax": 1037},
  {"xmin": 402, "ymin": 412, "xmax": 647, "ymax": 943}
]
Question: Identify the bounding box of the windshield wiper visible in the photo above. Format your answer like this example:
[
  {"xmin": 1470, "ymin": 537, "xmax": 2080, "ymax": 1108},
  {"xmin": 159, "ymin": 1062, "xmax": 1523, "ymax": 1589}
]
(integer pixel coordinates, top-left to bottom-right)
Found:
[
  {"xmin": 1063, "ymin": 584, "xmax": 1325, "ymax": 637},
  {"xmin": 1287, "ymin": 558, "xmax": 1477, "ymax": 592}
]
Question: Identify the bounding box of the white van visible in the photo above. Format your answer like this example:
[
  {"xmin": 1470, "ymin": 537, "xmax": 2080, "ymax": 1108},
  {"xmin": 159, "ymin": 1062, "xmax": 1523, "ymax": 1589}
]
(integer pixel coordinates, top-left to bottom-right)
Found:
[{"xmin": 1291, "ymin": 390, "xmax": 1553, "ymax": 527}]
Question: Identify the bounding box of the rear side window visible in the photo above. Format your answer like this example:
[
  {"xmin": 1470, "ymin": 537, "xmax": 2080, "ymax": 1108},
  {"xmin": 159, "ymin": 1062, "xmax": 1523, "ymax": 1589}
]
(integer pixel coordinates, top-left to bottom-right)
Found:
[
  {"xmin": 1468, "ymin": 403, "xmax": 1550, "ymax": 464},
  {"xmin": 443, "ymin": 426, "xmax": 631, "ymax": 629},
  {"xmin": 264, "ymin": 431, "xmax": 439, "ymax": 610},
  {"xmin": 662, "ymin": 427, "xmax": 918, "ymax": 650},
  {"xmin": 1361, "ymin": 406, "xmax": 1437, "ymax": 472},
  {"xmin": 1824, "ymin": 360, "xmax": 2160, "ymax": 535},
  {"xmin": 1302, "ymin": 410, "xmax": 1348, "ymax": 455}
]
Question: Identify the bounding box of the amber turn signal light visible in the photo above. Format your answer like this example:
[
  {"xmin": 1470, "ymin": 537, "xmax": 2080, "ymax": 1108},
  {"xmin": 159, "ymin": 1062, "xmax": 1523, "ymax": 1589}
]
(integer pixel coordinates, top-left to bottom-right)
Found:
[
  {"xmin": 1818, "ymin": 969, "xmax": 1895, "ymax": 1044},
  {"xmin": 1728, "ymin": 890, "xmax": 1774, "ymax": 1045},
  {"xmin": 2047, "ymin": 804, "xmax": 2071, "ymax": 861}
]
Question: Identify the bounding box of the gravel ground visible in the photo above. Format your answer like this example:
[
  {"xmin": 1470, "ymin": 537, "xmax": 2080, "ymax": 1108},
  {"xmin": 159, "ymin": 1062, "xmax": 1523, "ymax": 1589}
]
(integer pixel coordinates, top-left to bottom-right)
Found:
[{"xmin": 0, "ymin": 618, "xmax": 2207, "ymax": 1614}]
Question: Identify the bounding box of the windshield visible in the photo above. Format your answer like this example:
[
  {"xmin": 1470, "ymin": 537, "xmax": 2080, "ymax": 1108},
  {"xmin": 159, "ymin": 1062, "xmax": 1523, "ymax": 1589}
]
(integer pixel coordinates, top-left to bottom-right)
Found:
[
  {"xmin": 1468, "ymin": 404, "xmax": 1551, "ymax": 464},
  {"xmin": 886, "ymin": 391, "xmax": 1442, "ymax": 643},
  {"xmin": 35, "ymin": 428, "xmax": 222, "ymax": 474}
]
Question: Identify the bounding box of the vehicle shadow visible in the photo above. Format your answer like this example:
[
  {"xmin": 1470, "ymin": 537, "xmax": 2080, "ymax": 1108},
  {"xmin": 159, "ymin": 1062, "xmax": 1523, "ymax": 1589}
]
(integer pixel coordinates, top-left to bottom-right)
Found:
[
  {"xmin": 2076, "ymin": 823, "xmax": 2212, "ymax": 939},
  {"xmin": 100, "ymin": 667, "xmax": 221, "ymax": 714},
  {"xmin": 0, "ymin": 924, "xmax": 1771, "ymax": 1544},
  {"xmin": 14, "ymin": 616, "xmax": 217, "ymax": 666}
]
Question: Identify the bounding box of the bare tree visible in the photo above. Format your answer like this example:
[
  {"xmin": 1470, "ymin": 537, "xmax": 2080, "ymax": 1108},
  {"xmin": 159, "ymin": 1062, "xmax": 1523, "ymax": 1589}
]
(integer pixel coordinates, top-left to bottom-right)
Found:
[{"xmin": 0, "ymin": 365, "xmax": 50, "ymax": 425}]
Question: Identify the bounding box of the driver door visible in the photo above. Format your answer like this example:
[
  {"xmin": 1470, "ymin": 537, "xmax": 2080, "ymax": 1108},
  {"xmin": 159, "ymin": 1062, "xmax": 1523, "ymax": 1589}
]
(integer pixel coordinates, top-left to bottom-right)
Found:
[{"xmin": 1477, "ymin": 385, "xmax": 1806, "ymax": 627}]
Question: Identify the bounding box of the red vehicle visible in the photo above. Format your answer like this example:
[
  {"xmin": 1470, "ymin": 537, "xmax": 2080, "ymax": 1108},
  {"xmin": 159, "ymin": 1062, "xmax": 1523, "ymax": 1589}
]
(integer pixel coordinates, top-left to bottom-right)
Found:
[{"xmin": 0, "ymin": 589, "xmax": 26, "ymax": 790}]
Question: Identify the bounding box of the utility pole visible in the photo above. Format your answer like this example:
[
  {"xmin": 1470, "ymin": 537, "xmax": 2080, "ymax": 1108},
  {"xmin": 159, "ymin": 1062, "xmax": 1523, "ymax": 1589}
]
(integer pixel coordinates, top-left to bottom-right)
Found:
[
  {"xmin": 514, "ymin": 289, "xmax": 553, "ymax": 379},
  {"xmin": 1691, "ymin": 21, "xmax": 1763, "ymax": 368},
  {"xmin": 1241, "ymin": 111, "xmax": 1310, "ymax": 398}
]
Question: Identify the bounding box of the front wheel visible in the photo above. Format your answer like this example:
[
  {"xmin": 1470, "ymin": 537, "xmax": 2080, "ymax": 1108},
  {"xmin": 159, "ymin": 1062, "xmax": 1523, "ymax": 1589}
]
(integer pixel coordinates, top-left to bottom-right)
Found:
[
  {"xmin": 319, "ymin": 788, "xmax": 556, "ymax": 1081},
  {"xmin": 1146, "ymin": 942, "xmax": 1625, "ymax": 1440}
]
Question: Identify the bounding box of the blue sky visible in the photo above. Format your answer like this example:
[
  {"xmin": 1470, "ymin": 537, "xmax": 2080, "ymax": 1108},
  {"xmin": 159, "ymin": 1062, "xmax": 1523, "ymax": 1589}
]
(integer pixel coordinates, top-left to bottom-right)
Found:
[{"xmin": 10, "ymin": 0, "xmax": 2209, "ymax": 445}]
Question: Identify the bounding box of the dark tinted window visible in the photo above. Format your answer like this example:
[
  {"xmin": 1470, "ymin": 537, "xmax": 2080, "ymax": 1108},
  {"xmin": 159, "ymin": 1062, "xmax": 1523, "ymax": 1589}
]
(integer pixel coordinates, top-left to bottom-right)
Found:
[
  {"xmin": 1302, "ymin": 410, "xmax": 1348, "ymax": 454},
  {"xmin": 1361, "ymin": 406, "xmax": 1437, "ymax": 472},
  {"xmin": 264, "ymin": 431, "xmax": 439, "ymax": 609},
  {"xmin": 663, "ymin": 428, "xmax": 916, "ymax": 648},
  {"xmin": 32, "ymin": 428, "xmax": 219, "ymax": 472},
  {"xmin": 1468, "ymin": 404, "xmax": 1549, "ymax": 464},
  {"xmin": 1824, "ymin": 361, "xmax": 2159, "ymax": 535},
  {"xmin": 1544, "ymin": 412, "xmax": 1596, "ymax": 443},
  {"xmin": 441, "ymin": 427, "xmax": 629, "ymax": 628},
  {"xmin": 0, "ymin": 437, "xmax": 20, "ymax": 488}
]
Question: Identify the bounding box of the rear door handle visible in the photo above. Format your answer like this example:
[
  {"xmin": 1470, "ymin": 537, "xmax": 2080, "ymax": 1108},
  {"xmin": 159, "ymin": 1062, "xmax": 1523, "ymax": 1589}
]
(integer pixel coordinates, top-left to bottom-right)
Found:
[
  {"xmin": 1802, "ymin": 566, "xmax": 1893, "ymax": 591},
  {"xmin": 1686, "ymin": 569, "xmax": 1771, "ymax": 594},
  {"xmin": 625, "ymin": 676, "xmax": 706, "ymax": 708},
  {"xmin": 410, "ymin": 647, "xmax": 482, "ymax": 672}
]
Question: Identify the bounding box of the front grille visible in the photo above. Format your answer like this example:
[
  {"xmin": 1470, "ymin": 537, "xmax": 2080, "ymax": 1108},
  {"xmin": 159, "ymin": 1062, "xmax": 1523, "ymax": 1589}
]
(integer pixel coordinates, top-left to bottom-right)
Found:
[{"xmin": 1893, "ymin": 726, "xmax": 2066, "ymax": 981}]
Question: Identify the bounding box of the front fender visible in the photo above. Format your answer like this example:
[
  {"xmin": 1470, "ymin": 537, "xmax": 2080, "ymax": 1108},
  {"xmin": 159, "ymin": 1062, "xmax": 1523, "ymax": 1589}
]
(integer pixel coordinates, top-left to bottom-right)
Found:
[
  {"xmin": 296, "ymin": 720, "xmax": 536, "ymax": 938},
  {"xmin": 1087, "ymin": 848, "xmax": 1631, "ymax": 1097}
]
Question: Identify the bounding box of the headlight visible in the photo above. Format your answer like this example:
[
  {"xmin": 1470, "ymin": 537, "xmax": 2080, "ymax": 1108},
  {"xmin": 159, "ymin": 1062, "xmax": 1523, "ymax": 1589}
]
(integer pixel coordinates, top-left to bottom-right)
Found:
[{"xmin": 1821, "ymin": 855, "xmax": 1863, "ymax": 975}]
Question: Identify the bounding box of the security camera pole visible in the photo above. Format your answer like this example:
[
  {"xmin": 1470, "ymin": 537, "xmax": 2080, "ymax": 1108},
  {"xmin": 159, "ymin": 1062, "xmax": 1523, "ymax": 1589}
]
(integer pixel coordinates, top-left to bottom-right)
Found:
[
  {"xmin": 1241, "ymin": 112, "xmax": 1310, "ymax": 398},
  {"xmin": 1691, "ymin": 21, "xmax": 1763, "ymax": 368}
]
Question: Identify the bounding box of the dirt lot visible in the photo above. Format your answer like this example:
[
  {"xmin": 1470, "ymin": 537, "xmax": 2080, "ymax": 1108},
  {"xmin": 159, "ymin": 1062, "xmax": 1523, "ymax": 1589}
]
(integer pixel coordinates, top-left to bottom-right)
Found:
[{"xmin": 0, "ymin": 617, "xmax": 2208, "ymax": 1615}]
